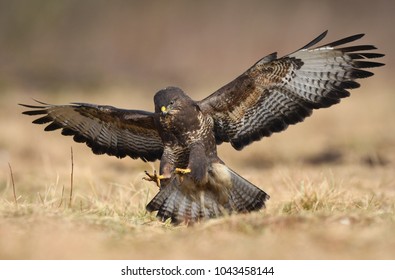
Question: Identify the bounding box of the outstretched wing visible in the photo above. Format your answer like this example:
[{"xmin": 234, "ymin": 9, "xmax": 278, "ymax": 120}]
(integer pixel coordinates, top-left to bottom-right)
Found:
[
  {"xmin": 198, "ymin": 31, "xmax": 385, "ymax": 150},
  {"xmin": 20, "ymin": 101, "xmax": 163, "ymax": 161}
]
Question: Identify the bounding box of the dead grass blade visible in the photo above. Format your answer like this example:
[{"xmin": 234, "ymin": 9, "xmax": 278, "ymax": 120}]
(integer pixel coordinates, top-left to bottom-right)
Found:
[
  {"xmin": 69, "ymin": 147, "xmax": 74, "ymax": 208},
  {"xmin": 8, "ymin": 163, "xmax": 18, "ymax": 208}
]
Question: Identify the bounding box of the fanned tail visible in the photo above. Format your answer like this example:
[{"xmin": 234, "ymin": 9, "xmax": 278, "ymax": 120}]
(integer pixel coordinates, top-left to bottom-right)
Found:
[{"xmin": 146, "ymin": 164, "xmax": 269, "ymax": 224}]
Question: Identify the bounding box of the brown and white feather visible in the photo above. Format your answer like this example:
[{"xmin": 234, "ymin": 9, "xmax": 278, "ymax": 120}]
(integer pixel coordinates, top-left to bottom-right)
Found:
[
  {"xmin": 20, "ymin": 101, "xmax": 164, "ymax": 161},
  {"xmin": 198, "ymin": 31, "xmax": 384, "ymax": 150}
]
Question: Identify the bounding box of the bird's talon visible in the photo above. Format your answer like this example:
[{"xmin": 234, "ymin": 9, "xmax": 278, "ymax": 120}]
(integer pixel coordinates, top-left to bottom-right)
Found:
[
  {"xmin": 175, "ymin": 168, "xmax": 191, "ymax": 175},
  {"xmin": 143, "ymin": 170, "xmax": 164, "ymax": 188}
]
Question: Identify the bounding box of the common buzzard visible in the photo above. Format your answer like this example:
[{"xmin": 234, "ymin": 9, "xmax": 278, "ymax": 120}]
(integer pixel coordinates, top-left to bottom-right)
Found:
[{"xmin": 20, "ymin": 31, "xmax": 384, "ymax": 224}]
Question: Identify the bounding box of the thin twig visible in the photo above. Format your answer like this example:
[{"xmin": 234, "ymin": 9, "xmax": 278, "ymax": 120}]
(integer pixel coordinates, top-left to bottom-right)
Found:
[
  {"xmin": 38, "ymin": 192, "xmax": 44, "ymax": 205},
  {"xmin": 58, "ymin": 184, "xmax": 65, "ymax": 208},
  {"xmin": 69, "ymin": 147, "xmax": 74, "ymax": 208},
  {"xmin": 8, "ymin": 163, "xmax": 18, "ymax": 208}
]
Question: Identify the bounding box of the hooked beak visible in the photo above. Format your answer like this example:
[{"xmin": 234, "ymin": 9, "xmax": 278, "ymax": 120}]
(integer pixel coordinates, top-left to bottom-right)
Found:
[{"xmin": 161, "ymin": 106, "xmax": 168, "ymax": 115}]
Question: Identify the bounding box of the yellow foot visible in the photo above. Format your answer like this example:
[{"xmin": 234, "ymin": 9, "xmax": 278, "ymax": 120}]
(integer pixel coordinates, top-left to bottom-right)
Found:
[
  {"xmin": 143, "ymin": 170, "xmax": 165, "ymax": 188},
  {"xmin": 175, "ymin": 167, "xmax": 191, "ymax": 175}
]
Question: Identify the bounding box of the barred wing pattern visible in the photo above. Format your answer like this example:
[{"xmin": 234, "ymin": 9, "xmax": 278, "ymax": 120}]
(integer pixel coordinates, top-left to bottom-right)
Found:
[
  {"xmin": 198, "ymin": 31, "xmax": 384, "ymax": 150},
  {"xmin": 20, "ymin": 101, "xmax": 164, "ymax": 161}
]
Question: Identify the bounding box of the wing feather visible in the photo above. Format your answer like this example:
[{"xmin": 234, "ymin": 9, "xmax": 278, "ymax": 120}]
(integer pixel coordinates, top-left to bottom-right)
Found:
[
  {"xmin": 198, "ymin": 31, "xmax": 384, "ymax": 150},
  {"xmin": 20, "ymin": 101, "xmax": 163, "ymax": 161}
]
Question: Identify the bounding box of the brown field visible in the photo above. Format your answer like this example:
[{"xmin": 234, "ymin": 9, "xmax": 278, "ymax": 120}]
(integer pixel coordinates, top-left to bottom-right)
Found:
[
  {"xmin": 0, "ymin": 1, "xmax": 394, "ymax": 260},
  {"xmin": 1, "ymin": 82, "xmax": 394, "ymax": 260}
]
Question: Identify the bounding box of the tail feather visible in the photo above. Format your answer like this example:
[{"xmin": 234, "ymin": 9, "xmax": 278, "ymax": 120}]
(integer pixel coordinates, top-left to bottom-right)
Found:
[
  {"xmin": 176, "ymin": 195, "xmax": 189, "ymax": 219},
  {"xmin": 145, "ymin": 183, "xmax": 172, "ymax": 212},
  {"xmin": 157, "ymin": 184, "xmax": 182, "ymax": 222},
  {"xmin": 146, "ymin": 164, "xmax": 270, "ymax": 224},
  {"xmin": 228, "ymin": 168, "xmax": 270, "ymax": 211}
]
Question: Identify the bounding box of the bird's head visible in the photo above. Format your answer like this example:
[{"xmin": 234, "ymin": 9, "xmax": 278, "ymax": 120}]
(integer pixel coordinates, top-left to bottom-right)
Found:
[{"xmin": 154, "ymin": 86, "xmax": 194, "ymax": 116}]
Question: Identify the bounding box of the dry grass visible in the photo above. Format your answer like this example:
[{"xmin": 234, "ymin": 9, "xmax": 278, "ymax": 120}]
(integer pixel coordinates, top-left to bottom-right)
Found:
[{"xmin": 1, "ymin": 84, "xmax": 394, "ymax": 260}]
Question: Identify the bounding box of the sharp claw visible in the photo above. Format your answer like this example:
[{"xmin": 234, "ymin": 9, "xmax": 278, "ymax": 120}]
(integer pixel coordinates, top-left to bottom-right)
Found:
[{"xmin": 143, "ymin": 170, "xmax": 163, "ymax": 188}]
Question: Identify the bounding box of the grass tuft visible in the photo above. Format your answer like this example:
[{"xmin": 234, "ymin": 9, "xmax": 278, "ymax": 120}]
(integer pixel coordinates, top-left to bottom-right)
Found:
[{"xmin": 281, "ymin": 178, "xmax": 348, "ymax": 214}]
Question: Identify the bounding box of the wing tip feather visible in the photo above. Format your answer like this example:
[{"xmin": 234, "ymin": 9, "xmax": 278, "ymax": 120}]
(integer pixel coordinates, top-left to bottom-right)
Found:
[
  {"xmin": 297, "ymin": 30, "xmax": 328, "ymax": 51},
  {"xmin": 20, "ymin": 100, "xmax": 163, "ymax": 162}
]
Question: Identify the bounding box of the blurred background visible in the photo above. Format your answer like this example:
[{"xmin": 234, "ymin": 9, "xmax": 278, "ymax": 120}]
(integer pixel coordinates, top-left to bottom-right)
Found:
[{"xmin": 0, "ymin": 0, "xmax": 393, "ymax": 93}]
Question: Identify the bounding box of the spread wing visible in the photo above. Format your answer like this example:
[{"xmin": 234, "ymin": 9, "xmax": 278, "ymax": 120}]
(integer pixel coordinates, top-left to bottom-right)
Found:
[
  {"xmin": 198, "ymin": 31, "xmax": 385, "ymax": 150},
  {"xmin": 20, "ymin": 101, "xmax": 163, "ymax": 161}
]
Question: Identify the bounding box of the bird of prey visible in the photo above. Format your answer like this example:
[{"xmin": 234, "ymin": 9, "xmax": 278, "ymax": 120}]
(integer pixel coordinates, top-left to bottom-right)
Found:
[{"xmin": 20, "ymin": 31, "xmax": 384, "ymax": 224}]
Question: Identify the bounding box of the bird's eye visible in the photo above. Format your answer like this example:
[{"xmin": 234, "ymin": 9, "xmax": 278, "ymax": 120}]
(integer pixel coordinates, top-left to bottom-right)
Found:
[{"xmin": 169, "ymin": 100, "xmax": 175, "ymax": 105}]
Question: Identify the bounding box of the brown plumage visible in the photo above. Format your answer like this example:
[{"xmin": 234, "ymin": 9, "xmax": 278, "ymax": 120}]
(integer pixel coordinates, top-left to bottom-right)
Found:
[{"xmin": 20, "ymin": 31, "xmax": 384, "ymax": 224}]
